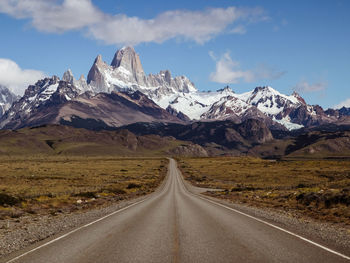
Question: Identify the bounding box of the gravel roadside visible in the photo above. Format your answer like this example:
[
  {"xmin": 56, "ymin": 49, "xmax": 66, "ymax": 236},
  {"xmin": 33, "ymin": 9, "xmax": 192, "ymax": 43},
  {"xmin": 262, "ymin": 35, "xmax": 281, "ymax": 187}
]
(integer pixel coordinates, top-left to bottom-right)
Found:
[
  {"xmin": 1, "ymin": 160, "xmax": 170, "ymax": 260},
  {"xmin": 2, "ymin": 167, "xmax": 350, "ymax": 260},
  {"xmin": 184, "ymin": 179, "xmax": 350, "ymax": 257},
  {"xmin": 0, "ymin": 195, "xmax": 149, "ymax": 258}
]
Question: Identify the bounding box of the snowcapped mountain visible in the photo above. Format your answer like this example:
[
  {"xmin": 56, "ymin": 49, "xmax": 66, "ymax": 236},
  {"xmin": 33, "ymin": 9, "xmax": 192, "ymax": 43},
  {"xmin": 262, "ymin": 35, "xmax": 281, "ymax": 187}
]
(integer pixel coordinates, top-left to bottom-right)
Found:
[
  {"xmin": 87, "ymin": 49, "xmax": 249, "ymax": 121},
  {"xmin": 240, "ymin": 86, "xmax": 338, "ymax": 128},
  {"xmin": 201, "ymin": 95, "xmax": 253, "ymax": 121},
  {"xmin": 83, "ymin": 46, "xmax": 338, "ymax": 130},
  {"xmin": 86, "ymin": 47, "xmax": 237, "ymax": 120},
  {"xmin": 198, "ymin": 86, "xmax": 340, "ymax": 130},
  {"xmin": 252, "ymin": 87, "xmax": 338, "ymax": 129},
  {"xmin": 86, "ymin": 46, "xmax": 200, "ymax": 116},
  {"xmin": 87, "ymin": 47, "xmax": 196, "ymax": 95},
  {"xmin": 0, "ymin": 73, "xmax": 183, "ymax": 129},
  {"xmin": 235, "ymin": 86, "xmax": 306, "ymax": 130},
  {"xmin": 0, "ymin": 85, "xmax": 19, "ymax": 118},
  {"xmin": 0, "ymin": 46, "xmax": 344, "ymax": 131},
  {"xmin": 238, "ymin": 86, "xmax": 302, "ymax": 116},
  {"xmin": 0, "ymin": 76, "xmax": 80, "ymax": 129},
  {"xmin": 62, "ymin": 69, "xmax": 92, "ymax": 94}
]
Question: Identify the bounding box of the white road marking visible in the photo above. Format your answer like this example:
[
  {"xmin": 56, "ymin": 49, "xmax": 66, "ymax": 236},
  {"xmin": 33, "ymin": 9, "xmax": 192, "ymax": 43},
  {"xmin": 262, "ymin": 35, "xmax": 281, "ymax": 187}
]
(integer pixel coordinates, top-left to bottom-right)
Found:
[
  {"xmin": 5, "ymin": 198, "xmax": 148, "ymax": 263},
  {"xmin": 174, "ymin": 161, "xmax": 350, "ymax": 261},
  {"xmin": 6, "ymin": 159, "xmax": 350, "ymax": 262},
  {"xmin": 197, "ymin": 196, "xmax": 350, "ymax": 261},
  {"xmin": 6, "ymin": 159, "xmax": 173, "ymax": 263}
]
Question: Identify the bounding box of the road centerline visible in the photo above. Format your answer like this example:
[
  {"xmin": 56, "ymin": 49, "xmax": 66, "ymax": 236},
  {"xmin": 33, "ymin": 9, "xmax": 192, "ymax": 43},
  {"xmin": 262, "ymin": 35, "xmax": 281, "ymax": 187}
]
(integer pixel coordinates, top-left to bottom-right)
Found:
[
  {"xmin": 3, "ymin": 158, "xmax": 349, "ymax": 263},
  {"xmin": 173, "ymin": 159, "xmax": 350, "ymax": 261}
]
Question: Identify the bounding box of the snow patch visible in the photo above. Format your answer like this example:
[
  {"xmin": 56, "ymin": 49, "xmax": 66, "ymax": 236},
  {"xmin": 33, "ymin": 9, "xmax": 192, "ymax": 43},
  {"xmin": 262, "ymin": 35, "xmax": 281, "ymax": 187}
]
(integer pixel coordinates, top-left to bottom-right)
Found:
[
  {"xmin": 117, "ymin": 66, "xmax": 132, "ymax": 76},
  {"xmin": 273, "ymin": 117, "xmax": 304, "ymax": 130}
]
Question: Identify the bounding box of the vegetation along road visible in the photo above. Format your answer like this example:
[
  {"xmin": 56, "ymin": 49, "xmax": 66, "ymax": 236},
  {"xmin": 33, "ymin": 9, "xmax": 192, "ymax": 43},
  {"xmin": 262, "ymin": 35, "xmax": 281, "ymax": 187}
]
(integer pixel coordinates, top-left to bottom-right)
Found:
[{"xmin": 3, "ymin": 159, "xmax": 350, "ymax": 263}]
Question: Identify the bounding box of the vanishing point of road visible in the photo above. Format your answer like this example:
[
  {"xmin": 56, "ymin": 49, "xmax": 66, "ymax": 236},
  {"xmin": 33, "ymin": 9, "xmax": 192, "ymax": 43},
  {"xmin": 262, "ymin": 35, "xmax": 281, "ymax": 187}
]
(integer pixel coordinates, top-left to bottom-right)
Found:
[{"xmin": 3, "ymin": 159, "xmax": 350, "ymax": 263}]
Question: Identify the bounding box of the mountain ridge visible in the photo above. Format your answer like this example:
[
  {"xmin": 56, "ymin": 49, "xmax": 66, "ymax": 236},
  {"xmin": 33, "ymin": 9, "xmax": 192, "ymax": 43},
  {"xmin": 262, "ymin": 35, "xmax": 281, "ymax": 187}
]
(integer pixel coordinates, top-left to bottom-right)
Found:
[
  {"xmin": 0, "ymin": 76, "xmax": 184, "ymax": 130},
  {"xmin": 0, "ymin": 46, "xmax": 349, "ymax": 132}
]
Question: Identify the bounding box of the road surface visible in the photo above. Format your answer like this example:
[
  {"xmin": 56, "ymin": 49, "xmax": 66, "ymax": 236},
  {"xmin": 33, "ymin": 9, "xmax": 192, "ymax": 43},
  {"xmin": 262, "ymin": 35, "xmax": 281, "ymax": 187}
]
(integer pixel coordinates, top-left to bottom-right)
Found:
[{"xmin": 3, "ymin": 159, "xmax": 350, "ymax": 263}]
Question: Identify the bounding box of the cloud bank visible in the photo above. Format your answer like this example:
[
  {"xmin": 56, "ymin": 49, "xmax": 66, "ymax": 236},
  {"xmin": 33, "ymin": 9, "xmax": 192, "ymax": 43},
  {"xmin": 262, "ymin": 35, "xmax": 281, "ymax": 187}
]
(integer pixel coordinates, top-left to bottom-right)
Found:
[
  {"xmin": 209, "ymin": 52, "xmax": 284, "ymax": 84},
  {"xmin": 0, "ymin": 59, "xmax": 46, "ymax": 95},
  {"xmin": 293, "ymin": 81, "xmax": 327, "ymax": 93},
  {"xmin": 0, "ymin": 0, "xmax": 103, "ymax": 32},
  {"xmin": 0, "ymin": 0, "xmax": 267, "ymax": 45}
]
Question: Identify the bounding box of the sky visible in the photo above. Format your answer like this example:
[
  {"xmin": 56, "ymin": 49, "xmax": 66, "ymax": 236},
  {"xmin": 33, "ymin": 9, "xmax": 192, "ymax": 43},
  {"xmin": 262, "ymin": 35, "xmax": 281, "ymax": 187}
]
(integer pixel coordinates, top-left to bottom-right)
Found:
[{"xmin": 0, "ymin": 0, "xmax": 349, "ymax": 109}]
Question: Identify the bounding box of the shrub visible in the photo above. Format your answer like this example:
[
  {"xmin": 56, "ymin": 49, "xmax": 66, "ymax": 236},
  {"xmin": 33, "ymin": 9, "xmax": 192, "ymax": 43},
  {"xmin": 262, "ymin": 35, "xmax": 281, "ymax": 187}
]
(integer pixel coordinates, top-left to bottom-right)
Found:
[
  {"xmin": 0, "ymin": 193, "xmax": 21, "ymax": 206},
  {"xmin": 73, "ymin": 192, "xmax": 98, "ymax": 199},
  {"xmin": 127, "ymin": 183, "xmax": 141, "ymax": 189}
]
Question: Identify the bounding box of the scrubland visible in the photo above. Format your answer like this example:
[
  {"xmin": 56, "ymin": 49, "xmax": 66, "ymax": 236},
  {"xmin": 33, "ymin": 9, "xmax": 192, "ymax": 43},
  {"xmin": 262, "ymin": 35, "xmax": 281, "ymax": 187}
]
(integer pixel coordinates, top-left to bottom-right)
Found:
[
  {"xmin": 0, "ymin": 156, "xmax": 168, "ymax": 221},
  {"xmin": 178, "ymin": 157, "xmax": 350, "ymax": 225}
]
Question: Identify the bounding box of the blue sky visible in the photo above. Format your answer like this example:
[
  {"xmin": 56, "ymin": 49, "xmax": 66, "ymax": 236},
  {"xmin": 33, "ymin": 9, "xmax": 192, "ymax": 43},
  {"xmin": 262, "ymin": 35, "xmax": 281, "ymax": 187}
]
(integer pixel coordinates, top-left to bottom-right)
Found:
[{"xmin": 0, "ymin": 0, "xmax": 349, "ymax": 108}]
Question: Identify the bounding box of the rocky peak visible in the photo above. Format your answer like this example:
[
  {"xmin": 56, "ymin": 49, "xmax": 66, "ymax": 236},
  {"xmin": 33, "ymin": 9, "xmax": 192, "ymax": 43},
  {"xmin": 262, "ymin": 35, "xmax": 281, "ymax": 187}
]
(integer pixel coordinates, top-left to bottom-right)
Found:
[
  {"xmin": 87, "ymin": 47, "xmax": 148, "ymax": 91},
  {"xmin": 62, "ymin": 69, "xmax": 74, "ymax": 84},
  {"xmin": 85, "ymin": 46, "xmax": 198, "ymax": 105},
  {"xmin": 339, "ymin": 107, "xmax": 350, "ymax": 116},
  {"xmin": 247, "ymin": 86, "xmax": 277, "ymax": 104},
  {"xmin": 292, "ymin": 91, "xmax": 307, "ymax": 105},
  {"xmin": 160, "ymin": 70, "xmax": 172, "ymax": 85},
  {"xmin": 87, "ymin": 55, "xmax": 109, "ymax": 91},
  {"xmin": 87, "ymin": 55, "xmax": 107, "ymax": 80},
  {"xmin": 111, "ymin": 46, "xmax": 145, "ymax": 76},
  {"xmin": 111, "ymin": 47, "xmax": 131, "ymax": 67},
  {"xmin": 253, "ymin": 86, "xmax": 271, "ymax": 93},
  {"xmin": 217, "ymin": 86, "xmax": 234, "ymax": 94},
  {"xmin": 94, "ymin": 54, "xmax": 104, "ymax": 65},
  {"xmin": 61, "ymin": 70, "xmax": 90, "ymax": 95},
  {"xmin": 252, "ymin": 86, "xmax": 284, "ymax": 97},
  {"xmin": 201, "ymin": 95, "xmax": 252, "ymax": 121},
  {"xmin": 79, "ymin": 74, "xmax": 86, "ymax": 82},
  {"xmin": 24, "ymin": 76, "xmax": 60, "ymax": 97}
]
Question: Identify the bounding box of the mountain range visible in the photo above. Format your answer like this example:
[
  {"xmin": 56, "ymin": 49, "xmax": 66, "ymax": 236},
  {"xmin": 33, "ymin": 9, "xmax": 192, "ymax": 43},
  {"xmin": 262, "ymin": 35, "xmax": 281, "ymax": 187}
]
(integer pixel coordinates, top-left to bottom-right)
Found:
[{"xmin": 0, "ymin": 46, "xmax": 349, "ymax": 133}]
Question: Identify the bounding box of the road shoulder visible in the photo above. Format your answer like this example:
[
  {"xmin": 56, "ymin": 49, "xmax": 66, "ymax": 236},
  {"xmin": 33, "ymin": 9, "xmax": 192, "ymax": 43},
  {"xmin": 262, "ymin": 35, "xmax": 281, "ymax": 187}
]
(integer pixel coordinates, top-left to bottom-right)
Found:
[
  {"xmin": 0, "ymin": 160, "xmax": 171, "ymax": 260},
  {"xmin": 177, "ymin": 161, "xmax": 350, "ymax": 258}
]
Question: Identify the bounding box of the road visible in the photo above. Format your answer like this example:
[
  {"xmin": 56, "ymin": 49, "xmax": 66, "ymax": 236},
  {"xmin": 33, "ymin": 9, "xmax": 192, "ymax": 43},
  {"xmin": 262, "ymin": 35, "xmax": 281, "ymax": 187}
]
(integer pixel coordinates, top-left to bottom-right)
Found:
[{"xmin": 4, "ymin": 158, "xmax": 350, "ymax": 263}]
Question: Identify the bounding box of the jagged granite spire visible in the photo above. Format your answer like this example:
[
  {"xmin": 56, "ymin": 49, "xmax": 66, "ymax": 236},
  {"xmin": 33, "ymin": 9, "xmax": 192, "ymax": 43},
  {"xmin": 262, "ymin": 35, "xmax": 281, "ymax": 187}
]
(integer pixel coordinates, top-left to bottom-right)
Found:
[
  {"xmin": 111, "ymin": 46, "xmax": 146, "ymax": 86},
  {"xmin": 62, "ymin": 69, "xmax": 74, "ymax": 84},
  {"xmin": 87, "ymin": 54, "xmax": 111, "ymax": 92}
]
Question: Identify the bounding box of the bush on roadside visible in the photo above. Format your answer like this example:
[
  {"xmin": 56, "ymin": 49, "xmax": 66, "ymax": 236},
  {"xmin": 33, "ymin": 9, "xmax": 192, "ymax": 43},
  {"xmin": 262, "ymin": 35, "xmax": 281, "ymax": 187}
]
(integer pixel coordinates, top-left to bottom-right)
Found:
[
  {"xmin": 0, "ymin": 193, "xmax": 21, "ymax": 206},
  {"xmin": 127, "ymin": 183, "xmax": 141, "ymax": 189}
]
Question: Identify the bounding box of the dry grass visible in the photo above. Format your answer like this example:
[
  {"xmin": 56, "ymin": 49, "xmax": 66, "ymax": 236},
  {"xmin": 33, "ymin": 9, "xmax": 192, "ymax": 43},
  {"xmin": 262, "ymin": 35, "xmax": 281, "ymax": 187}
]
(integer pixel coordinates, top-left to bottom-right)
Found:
[
  {"xmin": 0, "ymin": 156, "xmax": 168, "ymax": 220},
  {"xmin": 178, "ymin": 157, "xmax": 350, "ymax": 225}
]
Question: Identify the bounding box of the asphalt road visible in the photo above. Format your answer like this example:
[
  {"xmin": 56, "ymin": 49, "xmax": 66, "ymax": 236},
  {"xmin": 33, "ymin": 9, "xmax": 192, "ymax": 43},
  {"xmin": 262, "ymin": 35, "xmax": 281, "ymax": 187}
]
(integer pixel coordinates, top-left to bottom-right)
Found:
[{"xmin": 4, "ymin": 159, "xmax": 350, "ymax": 263}]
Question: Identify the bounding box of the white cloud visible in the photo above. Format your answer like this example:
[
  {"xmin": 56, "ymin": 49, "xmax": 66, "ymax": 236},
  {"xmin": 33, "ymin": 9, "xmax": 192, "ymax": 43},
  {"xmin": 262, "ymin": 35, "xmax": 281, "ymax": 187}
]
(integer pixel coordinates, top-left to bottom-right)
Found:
[
  {"xmin": 293, "ymin": 81, "xmax": 327, "ymax": 93},
  {"xmin": 0, "ymin": 59, "xmax": 46, "ymax": 95},
  {"xmin": 90, "ymin": 7, "xmax": 248, "ymax": 45},
  {"xmin": 0, "ymin": 0, "xmax": 267, "ymax": 45},
  {"xmin": 209, "ymin": 52, "xmax": 284, "ymax": 84},
  {"xmin": 229, "ymin": 25, "xmax": 247, "ymax": 35},
  {"xmin": 334, "ymin": 98, "xmax": 350, "ymax": 109},
  {"xmin": 0, "ymin": 0, "xmax": 103, "ymax": 32}
]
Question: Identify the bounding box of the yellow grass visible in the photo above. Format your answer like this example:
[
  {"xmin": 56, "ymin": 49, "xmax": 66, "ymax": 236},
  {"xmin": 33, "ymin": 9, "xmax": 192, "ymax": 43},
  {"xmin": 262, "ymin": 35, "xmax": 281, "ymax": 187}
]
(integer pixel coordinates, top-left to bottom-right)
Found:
[
  {"xmin": 0, "ymin": 156, "xmax": 168, "ymax": 219},
  {"xmin": 178, "ymin": 157, "xmax": 350, "ymax": 225}
]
